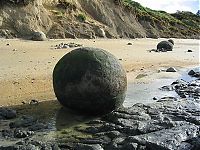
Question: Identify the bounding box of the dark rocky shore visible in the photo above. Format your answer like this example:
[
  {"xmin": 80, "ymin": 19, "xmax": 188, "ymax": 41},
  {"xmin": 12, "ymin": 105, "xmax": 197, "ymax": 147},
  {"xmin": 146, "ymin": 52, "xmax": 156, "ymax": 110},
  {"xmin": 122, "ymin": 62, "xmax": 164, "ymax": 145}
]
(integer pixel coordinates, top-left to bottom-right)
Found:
[{"xmin": 0, "ymin": 69, "xmax": 200, "ymax": 150}]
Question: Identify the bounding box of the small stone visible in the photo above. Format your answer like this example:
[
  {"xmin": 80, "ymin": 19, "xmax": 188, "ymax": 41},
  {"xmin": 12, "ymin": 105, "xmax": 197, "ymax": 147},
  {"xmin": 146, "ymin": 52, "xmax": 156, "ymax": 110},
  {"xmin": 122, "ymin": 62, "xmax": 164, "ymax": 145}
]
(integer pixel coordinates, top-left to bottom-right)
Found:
[
  {"xmin": 166, "ymin": 67, "xmax": 177, "ymax": 72},
  {"xmin": 14, "ymin": 129, "xmax": 34, "ymax": 138},
  {"xmin": 127, "ymin": 43, "xmax": 132, "ymax": 45},
  {"xmin": 188, "ymin": 70, "xmax": 195, "ymax": 76},
  {"xmin": 187, "ymin": 50, "xmax": 193, "ymax": 52},
  {"xmin": 30, "ymin": 99, "xmax": 39, "ymax": 105},
  {"xmin": 153, "ymin": 97, "xmax": 157, "ymax": 100},
  {"xmin": 6, "ymin": 43, "xmax": 10, "ymax": 46}
]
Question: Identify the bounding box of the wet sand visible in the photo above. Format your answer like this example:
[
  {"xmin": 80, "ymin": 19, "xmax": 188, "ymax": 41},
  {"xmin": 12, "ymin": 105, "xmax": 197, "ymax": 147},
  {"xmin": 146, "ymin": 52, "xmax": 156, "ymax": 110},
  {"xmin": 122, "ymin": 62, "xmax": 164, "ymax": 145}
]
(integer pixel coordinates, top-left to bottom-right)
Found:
[{"xmin": 0, "ymin": 38, "xmax": 199, "ymax": 106}]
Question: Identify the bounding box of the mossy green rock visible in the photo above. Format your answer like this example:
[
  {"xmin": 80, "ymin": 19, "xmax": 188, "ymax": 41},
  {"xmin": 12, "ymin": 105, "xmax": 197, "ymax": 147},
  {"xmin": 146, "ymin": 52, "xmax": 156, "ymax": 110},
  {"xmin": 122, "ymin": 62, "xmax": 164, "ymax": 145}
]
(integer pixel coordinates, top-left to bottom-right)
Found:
[{"xmin": 53, "ymin": 47, "xmax": 127, "ymax": 115}]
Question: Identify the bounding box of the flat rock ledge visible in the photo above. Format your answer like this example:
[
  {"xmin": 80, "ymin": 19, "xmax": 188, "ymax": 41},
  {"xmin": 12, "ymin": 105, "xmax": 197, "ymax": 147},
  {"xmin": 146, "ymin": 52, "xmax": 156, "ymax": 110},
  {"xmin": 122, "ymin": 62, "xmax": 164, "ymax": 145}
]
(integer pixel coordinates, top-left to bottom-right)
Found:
[
  {"xmin": 0, "ymin": 72, "xmax": 200, "ymax": 150},
  {"xmin": 1, "ymin": 97, "xmax": 199, "ymax": 150}
]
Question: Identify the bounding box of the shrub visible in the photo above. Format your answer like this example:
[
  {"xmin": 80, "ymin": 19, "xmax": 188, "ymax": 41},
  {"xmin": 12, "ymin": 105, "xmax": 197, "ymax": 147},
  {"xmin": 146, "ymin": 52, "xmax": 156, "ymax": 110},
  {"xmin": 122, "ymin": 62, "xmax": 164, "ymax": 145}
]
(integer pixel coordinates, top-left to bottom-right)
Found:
[{"xmin": 77, "ymin": 14, "xmax": 86, "ymax": 22}]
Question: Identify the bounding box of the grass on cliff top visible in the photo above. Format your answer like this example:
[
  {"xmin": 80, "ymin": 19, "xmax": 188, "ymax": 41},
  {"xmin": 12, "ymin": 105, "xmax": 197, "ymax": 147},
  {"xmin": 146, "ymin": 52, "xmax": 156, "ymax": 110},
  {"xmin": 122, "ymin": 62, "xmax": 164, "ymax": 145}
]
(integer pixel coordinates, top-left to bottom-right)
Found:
[
  {"xmin": 171, "ymin": 11, "xmax": 200, "ymax": 30},
  {"xmin": 122, "ymin": 0, "xmax": 181, "ymax": 23},
  {"xmin": 122, "ymin": 0, "xmax": 200, "ymax": 30}
]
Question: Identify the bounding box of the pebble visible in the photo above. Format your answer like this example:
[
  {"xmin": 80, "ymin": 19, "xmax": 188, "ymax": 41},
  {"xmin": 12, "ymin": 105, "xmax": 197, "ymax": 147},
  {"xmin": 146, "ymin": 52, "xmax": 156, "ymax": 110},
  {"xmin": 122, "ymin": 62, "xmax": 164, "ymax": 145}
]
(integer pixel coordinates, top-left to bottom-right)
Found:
[
  {"xmin": 55, "ymin": 42, "xmax": 83, "ymax": 49},
  {"xmin": 166, "ymin": 67, "xmax": 177, "ymax": 72},
  {"xmin": 30, "ymin": 99, "xmax": 39, "ymax": 105}
]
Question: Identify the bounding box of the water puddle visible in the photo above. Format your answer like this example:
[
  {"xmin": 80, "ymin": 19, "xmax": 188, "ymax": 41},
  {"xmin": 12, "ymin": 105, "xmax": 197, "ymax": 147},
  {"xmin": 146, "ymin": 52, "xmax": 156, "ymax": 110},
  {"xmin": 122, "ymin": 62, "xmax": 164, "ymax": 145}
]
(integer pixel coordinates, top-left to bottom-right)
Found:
[
  {"xmin": 124, "ymin": 66, "xmax": 199, "ymax": 107},
  {"xmin": 124, "ymin": 78, "xmax": 178, "ymax": 107},
  {"xmin": 0, "ymin": 101, "xmax": 96, "ymax": 146}
]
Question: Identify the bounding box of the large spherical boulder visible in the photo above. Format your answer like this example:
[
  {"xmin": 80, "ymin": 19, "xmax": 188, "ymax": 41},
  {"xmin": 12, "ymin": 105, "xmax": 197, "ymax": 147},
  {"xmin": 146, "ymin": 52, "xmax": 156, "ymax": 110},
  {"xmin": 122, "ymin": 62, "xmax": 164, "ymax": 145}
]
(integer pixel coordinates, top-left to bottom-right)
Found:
[
  {"xmin": 53, "ymin": 47, "xmax": 127, "ymax": 115},
  {"xmin": 157, "ymin": 41, "xmax": 173, "ymax": 51}
]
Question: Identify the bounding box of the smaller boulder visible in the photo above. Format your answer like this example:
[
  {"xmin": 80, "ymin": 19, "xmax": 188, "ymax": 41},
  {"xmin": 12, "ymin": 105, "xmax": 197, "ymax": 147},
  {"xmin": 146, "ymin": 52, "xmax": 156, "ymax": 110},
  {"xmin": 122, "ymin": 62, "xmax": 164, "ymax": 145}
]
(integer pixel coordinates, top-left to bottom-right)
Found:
[
  {"xmin": 166, "ymin": 67, "xmax": 177, "ymax": 72},
  {"xmin": 31, "ymin": 31, "xmax": 46, "ymax": 41},
  {"xmin": 157, "ymin": 41, "xmax": 173, "ymax": 51},
  {"xmin": 188, "ymin": 70, "xmax": 195, "ymax": 76},
  {"xmin": 187, "ymin": 50, "xmax": 193, "ymax": 52}
]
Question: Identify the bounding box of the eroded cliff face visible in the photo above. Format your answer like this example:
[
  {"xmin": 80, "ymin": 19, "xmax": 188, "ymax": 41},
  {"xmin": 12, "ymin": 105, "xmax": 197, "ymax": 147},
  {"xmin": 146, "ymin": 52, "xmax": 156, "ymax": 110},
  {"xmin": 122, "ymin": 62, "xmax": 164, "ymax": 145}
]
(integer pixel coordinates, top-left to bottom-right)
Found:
[
  {"xmin": 0, "ymin": 0, "xmax": 199, "ymax": 39},
  {"xmin": 0, "ymin": 0, "xmax": 52, "ymax": 38}
]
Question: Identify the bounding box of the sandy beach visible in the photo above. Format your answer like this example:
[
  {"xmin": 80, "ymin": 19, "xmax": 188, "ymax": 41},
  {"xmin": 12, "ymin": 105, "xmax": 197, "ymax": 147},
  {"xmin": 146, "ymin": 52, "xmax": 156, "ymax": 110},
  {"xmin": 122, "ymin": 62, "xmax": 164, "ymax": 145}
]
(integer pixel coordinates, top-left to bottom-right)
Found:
[{"xmin": 0, "ymin": 38, "xmax": 199, "ymax": 106}]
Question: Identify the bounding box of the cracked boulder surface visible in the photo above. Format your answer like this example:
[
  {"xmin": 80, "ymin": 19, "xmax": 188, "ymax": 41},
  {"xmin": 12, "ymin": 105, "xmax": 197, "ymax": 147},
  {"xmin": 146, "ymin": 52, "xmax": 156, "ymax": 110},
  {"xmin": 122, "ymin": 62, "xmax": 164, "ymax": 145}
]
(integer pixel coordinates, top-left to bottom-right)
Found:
[{"xmin": 53, "ymin": 47, "xmax": 127, "ymax": 115}]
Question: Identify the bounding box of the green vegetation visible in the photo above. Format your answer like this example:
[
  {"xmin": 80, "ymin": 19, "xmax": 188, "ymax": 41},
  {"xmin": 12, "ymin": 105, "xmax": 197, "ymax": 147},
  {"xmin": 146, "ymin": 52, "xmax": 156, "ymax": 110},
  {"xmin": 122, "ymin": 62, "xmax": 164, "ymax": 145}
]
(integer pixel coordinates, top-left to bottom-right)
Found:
[
  {"xmin": 77, "ymin": 13, "xmax": 86, "ymax": 22},
  {"xmin": 121, "ymin": 0, "xmax": 199, "ymax": 37},
  {"xmin": 172, "ymin": 11, "xmax": 200, "ymax": 30},
  {"xmin": 122, "ymin": 0, "xmax": 182, "ymax": 23}
]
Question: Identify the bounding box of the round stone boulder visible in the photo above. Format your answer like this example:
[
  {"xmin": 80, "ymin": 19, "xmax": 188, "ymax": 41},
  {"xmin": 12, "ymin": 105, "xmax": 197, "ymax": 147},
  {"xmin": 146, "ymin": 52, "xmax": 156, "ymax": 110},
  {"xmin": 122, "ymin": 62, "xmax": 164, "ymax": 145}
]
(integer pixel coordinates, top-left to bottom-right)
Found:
[
  {"xmin": 53, "ymin": 47, "xmax": 127, "ymax": 115},
  {"xmin": 157, "ymin": 41, "xmax": 173, "ymax": 51},
  {"xmin": 31, "ymin": 31, "xmax": 46, "ymax": 41}
]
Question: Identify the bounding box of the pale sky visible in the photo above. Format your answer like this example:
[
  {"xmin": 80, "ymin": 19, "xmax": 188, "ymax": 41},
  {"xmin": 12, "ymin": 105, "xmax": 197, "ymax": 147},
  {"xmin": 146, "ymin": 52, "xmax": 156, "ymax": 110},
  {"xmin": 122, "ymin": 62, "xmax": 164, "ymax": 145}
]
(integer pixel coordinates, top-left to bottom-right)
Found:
[{"xmin": 133, "ymin": 0, "xmax": 199, "ymax": 13}]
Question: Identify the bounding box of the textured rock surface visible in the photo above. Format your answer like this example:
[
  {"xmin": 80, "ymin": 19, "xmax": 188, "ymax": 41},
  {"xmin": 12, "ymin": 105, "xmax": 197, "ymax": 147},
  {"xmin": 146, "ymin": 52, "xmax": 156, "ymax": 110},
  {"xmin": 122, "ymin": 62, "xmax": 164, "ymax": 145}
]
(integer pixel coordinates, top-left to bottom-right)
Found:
[
  {"xmin": 53, "ymin": 47, "xmax": 127, "ymax": 115},
  {"xmin": 0, "ymin": 108, "xmax": 16, "ymax": 119}
]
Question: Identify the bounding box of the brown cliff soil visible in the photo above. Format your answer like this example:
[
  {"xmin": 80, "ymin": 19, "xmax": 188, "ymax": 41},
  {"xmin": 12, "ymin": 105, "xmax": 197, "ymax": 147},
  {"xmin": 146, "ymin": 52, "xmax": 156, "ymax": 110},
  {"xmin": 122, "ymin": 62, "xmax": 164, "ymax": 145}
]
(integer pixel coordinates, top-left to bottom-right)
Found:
[{"xmin": 0, "ymin": 0, "xmax": 199, "ymax": 39}]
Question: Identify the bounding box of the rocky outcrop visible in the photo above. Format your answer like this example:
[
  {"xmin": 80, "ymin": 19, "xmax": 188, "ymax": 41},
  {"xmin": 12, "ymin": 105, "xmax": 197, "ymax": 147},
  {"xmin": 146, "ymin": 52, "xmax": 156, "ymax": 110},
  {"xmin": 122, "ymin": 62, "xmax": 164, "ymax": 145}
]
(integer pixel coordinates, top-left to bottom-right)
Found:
[
  {"xmin": 1, "ymin": 96, "xmax": 199, "ymax": 149},
  {"xmin": 0, "ymin": 0, "xmax": 52, "ymax": 38}
]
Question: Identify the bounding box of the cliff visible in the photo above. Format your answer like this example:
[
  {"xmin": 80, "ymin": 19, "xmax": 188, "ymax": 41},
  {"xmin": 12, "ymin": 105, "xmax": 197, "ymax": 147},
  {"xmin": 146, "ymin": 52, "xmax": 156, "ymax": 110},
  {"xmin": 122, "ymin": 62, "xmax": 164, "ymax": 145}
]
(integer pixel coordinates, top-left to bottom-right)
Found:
[{"xmin": 0, "ymin": 0, "xmax": 199, "ymax": 39}]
